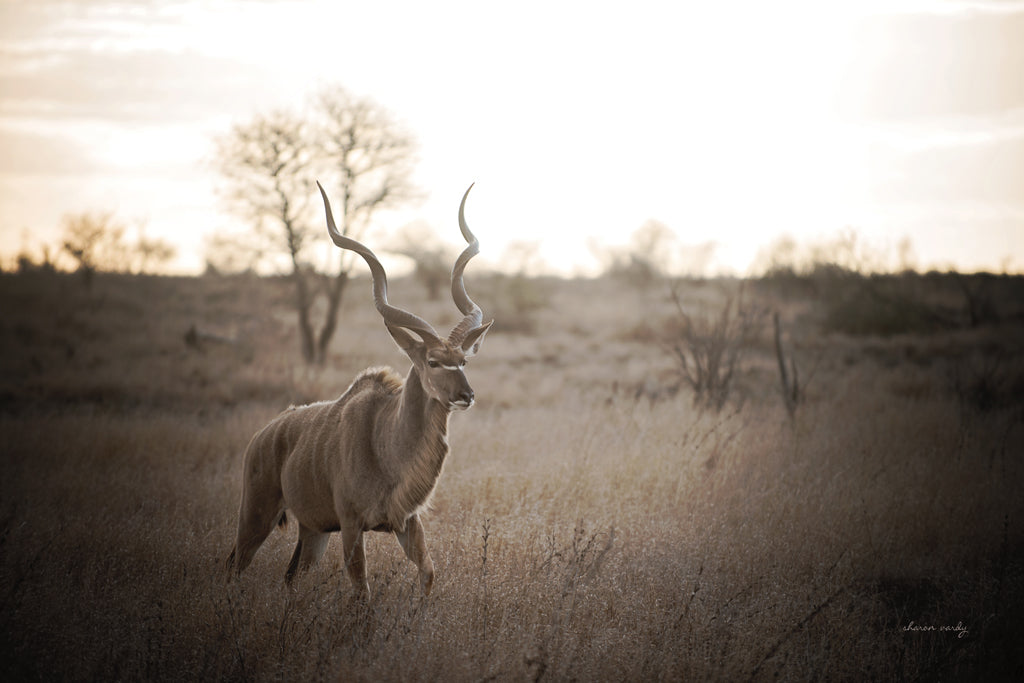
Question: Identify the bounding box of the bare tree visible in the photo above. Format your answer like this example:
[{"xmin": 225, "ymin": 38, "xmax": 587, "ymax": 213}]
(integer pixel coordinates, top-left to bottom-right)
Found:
[
  {"xmin": 213, "ymin": 87, "xmax": 418, "ymax": 364},
  {"xmin": 61, "ymin": 212, "xmax": 129, "ymax": 289},
  {"xmin": 597, "ymin": 220, "xmax": 677, "ymax": 288},
  {"xmin": 314, "ymin": 86, "xmax": 418, "ymax": 361},
  {"xmin": 215, "ymin": 109, "xmax": 320, "ymax": 361},
  {"xmin": 60, "ymin": 212, "xmax": 176, "ymax": 285},
  {"xmin": 388, "ymin": 220, "xmax": 452, "ymax": 301},
  {"xmin": 130, "ymin": 227, "xmax": 177, "ymax": 274}
]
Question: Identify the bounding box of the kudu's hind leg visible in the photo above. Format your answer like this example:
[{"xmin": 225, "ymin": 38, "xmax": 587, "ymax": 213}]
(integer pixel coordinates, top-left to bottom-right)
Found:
[
  {"xmin": 285, "ymin": 523, "xmax": 330, "ymax": 584},
  {"xmin": 228, "ymin": 486, "xmax": 285, "ymax": 576},
  {"xmin": 396, "ymin": 514, "xmax": 434, "ymax": 596}
]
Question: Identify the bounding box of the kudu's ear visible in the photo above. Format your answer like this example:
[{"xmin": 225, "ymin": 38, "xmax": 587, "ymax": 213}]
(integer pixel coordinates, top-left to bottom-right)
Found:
[
  {"xmin": 461, "ymin": 319, "xmax": 493, "ymax": 358},
  {"xmin": 386, "ymin": 324, "xmax": 422, "ymax": 356}
]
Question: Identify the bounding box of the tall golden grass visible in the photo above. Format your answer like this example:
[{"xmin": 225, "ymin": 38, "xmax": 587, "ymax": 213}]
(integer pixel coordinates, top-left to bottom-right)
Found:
[{"xmin": 1, "ymin": 269, "xmax": 1021, "ymax": 680}]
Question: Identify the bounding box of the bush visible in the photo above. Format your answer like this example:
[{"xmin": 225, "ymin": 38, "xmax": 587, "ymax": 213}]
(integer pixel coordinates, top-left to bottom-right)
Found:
[
  {"xmin": 815, "ymin": 270, "xmax": 951, "ymax": 336},
  {"xmin": 666, "ymin": 283, "xmax": 764, "ymax": 411}
]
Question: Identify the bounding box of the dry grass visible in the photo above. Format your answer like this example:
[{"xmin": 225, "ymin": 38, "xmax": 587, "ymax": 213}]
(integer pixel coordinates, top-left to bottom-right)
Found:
[{"xmin": 1, "ymin": 269, "xmax": 1023, "ymax": 681}]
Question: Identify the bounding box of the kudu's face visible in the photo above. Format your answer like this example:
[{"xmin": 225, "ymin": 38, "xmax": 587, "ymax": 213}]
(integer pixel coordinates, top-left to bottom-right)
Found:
[
  {"xmin": 390, "ymin": 321, "xmax": 492, "ymax": 411},
  {"xmin": 421, "ymin": 342, "xmax": 475, "ymax": 410}
]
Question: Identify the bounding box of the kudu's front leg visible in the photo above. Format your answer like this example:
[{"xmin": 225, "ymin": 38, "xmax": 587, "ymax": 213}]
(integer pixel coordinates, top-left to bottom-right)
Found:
[
  {"xmin": 395, "ymin": 514, "xmax": 435, "ymax": 596},
  {"xmin": 340, "ymin": 522, "xmax": 370, "ymax": 596}
]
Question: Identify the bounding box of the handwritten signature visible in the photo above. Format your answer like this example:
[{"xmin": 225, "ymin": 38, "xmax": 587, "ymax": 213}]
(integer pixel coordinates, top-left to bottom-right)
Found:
[{"xmin": 903, "ymin": 621, "xmax": 969, "ymax": 639}]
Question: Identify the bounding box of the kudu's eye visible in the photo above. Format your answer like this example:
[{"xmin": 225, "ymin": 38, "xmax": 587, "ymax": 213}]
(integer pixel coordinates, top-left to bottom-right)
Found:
[
  {"xmin": 427, "ymin": 360, "xmax": 439, "ymax": 369},
  {"xmin": 460, "ymin": 359, "xmax": 467, "ymax": 367}
]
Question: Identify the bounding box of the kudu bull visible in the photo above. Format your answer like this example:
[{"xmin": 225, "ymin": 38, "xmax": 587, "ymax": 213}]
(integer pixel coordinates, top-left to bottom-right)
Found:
[{"xmin": 226, "ymin": 183, "xmax": 492, "ymax": 596}]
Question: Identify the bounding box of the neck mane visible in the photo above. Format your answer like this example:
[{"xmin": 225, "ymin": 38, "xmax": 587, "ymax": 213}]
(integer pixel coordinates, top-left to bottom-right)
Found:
[{"xmin": 382, "ymin": 366, "xmax": 452, "ymax": 530}]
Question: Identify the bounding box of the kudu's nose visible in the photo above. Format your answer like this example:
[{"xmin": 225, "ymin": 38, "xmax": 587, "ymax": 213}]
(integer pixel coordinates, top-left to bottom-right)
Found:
[{"xmin": 457, "ymin": 389, "xmax": 475, "ymax": 406}]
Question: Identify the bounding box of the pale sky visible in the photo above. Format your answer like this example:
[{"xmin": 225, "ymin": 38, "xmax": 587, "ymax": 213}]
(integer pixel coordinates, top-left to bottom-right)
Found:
[{"xmin": 2, "ymin": 0, "xmax": 1023, "ymax": 275}]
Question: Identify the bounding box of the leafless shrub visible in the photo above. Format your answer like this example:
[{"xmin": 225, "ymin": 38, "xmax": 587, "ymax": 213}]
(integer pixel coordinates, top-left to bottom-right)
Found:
[
  {"xmin": 956, "ymin": 272, "xmax": 1000, "ymax": 328},
  {"xmin": 61, "ymin": 212, "xmax": 176, "ymax": 289},
  {"xmin": 595, "ymin": 220, "xmax": 677, "ymax": 289},
  {"xmin": 62, "ymin": 212, "xmax": 129, "ymax": 288},
  {"xmin": 14, "ymin": 244, "xmax": 58, "ymax": 275},
  {"xmin": 773, "ymin": 312, "xmax": 800, "ymax": 419},
  {"xmin": 772, "ymin": 312, "xmax": 822, "ymax": 420},
  {"xmin": 948, "ymin": 351, "xmax": 1023, "ymax": 414},
  {"xmin": 407, "ymin": 247, "xmax": 450, "ymax": 301},
  {"xmin": 667, "ymin": 282, "xmax": 764, "ymax": 411},
  {"xmin": 387, "ymin": 220, "xmax": 453, "ymax": 301}
]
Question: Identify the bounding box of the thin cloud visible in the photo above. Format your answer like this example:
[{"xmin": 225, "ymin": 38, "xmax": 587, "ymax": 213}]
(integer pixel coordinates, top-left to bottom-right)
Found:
[
  {"xmin": 0, "ymin": 47, "xmax": 264, "ymax": 123},
  {"xmin": 836, "ymin": 9, "xmax": 1024, "ymax": 121},
  {"xmin": 875, "ymin": 128, "xmax": 1024, "ymax": 207},
  {"xmin": 0, "ymin": 126, "xmax": 95, "ymax": 175}
]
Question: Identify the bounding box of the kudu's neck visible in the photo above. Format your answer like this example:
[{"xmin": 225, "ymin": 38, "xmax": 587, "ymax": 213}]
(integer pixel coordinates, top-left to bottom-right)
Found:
[
  {"xmin": 388, "ymin": 365, "xmax": 451, "ymax": 459},
  {"xmin": 376, "ymin": 366, "xmax": 451, "ymax": 528}
]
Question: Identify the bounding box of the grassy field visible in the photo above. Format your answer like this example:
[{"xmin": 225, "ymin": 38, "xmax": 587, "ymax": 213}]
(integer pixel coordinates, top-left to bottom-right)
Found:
[{"xmin": 1, "ymin": 267, "xmax": 1023, "ymax": 681}]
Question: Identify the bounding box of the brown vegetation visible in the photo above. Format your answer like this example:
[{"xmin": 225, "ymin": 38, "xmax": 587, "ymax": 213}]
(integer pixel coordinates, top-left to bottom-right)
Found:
[{"xmin": 1, "ymin": 268, "xmax": 1022, "ymax": 680}]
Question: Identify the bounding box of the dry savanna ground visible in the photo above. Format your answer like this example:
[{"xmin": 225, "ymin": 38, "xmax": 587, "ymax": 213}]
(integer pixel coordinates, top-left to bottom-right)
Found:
[{"xmin": 1, "ymin": 267, "xmax": 1023, "ymax": 681}]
